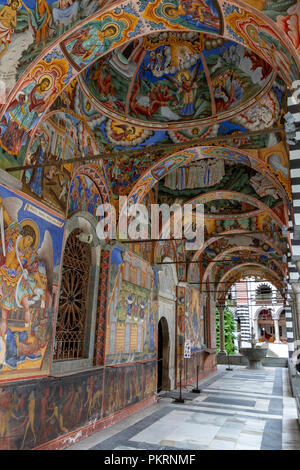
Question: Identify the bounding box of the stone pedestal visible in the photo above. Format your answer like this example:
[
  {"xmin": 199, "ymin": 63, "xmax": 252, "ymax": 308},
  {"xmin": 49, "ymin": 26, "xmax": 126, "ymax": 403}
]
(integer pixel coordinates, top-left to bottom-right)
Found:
[{"xmin": 240, "ymin": 347, "xmax": 268, "ymax": 370}]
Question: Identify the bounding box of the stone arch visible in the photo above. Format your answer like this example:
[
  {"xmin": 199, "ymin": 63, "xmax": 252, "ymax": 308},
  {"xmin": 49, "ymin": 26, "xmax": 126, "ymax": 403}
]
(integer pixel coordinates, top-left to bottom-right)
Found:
[
  {"xmin": 216, "ymin": 263, "xmax": 284, "ymax": 302},
  {"xmin": 158, "ymin": 256, "xmax": 178, "ymax": 390},
  {"xmin": 200, "ymin": 246, "xmax": 285, "ymax": 287},
  {"xmin": 191, "ymin": 232, "xmax": 284, "ymax": 262},
  {"xmin": 126, "ymin": 146, "xmax": 290, "ymax": 214},
  {"xmin": 157, "ymin": 316, "xmax": 171, "ymax": 392},
  {"xmin": 274, "ymin": 306, "xmax": 285, "ymax": 320}
]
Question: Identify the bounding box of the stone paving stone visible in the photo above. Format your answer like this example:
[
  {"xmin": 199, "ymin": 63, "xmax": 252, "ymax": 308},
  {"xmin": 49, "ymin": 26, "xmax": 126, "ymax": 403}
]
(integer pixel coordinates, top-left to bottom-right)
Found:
[
  {"xmin": 67, "ymin": 366, "xmax": 300, "ymax": 451},
  {"xmin": 203, "ymin": 396, "xmax": 256, "ymax": 407}
]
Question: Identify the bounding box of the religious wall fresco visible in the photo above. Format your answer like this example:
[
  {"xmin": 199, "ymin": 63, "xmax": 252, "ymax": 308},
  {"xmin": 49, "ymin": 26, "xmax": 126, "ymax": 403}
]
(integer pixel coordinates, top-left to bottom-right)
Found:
[
  {"xmin": 140, "ymin": 0, "xmax": 221, "ymax": 34},
  {"xmin": 0, "ymin": 50, "xmax": 72, "ymax": 165},
  {"xmin": 185, "ymin": 286, "xmax": 205, "ymax": 351},
  {"xmin": 0, "ymin": 182, "xmax": 65, "ymax": 382},
  {"xmin": 0, "ymin": 0, "xmax": 105, "ymax": 101},
  {"xmin": 222, "ymin": 0, "xmax": 299, "ymax": 84},
  {"xmin": 159, "ymin": 159, "xmax": 285, "ymax": 213},
  {"xmin": 67, "ymin": 173, "xmax": 101, "ymax": 217},
  {"xmin": 0, "ymin": 359, "xmax": 157, "ymax": 449},
  {"xmin": 106, "ymin": 248, "xmax": 157, "ymax": 365}
]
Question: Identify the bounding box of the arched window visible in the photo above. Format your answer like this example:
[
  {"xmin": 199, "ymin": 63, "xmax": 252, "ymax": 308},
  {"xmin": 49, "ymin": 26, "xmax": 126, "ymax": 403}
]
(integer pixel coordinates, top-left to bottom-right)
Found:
[
  {"xmin": 256, "ymin": 284, "xmax": 272, "ymax": 304},
  {"xmin": 53, "ymin": 228, "xmax": 91, "ymax": 360}
]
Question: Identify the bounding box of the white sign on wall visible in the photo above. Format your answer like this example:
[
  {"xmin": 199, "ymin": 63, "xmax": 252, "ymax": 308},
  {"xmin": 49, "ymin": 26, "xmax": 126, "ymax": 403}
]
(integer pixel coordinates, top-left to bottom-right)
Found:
[{"xmin": 184, "ymin": 339, "xmax": 191, "ymax": 358}]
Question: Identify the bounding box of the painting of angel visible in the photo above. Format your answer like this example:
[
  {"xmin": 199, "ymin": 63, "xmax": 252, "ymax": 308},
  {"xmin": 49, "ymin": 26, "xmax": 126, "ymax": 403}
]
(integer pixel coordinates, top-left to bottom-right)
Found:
[{"xmin": 0, "ymin": 188, "xmax": 64, "ymax": 378}]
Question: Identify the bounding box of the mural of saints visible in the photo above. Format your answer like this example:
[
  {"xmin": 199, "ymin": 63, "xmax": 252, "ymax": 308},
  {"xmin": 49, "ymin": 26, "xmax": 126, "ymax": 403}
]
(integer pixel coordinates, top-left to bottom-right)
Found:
[
  {"xmin": 0, "ymin": 0, "xmax": 19, "ymax": 59},
  {"xmin": 0, "ymin": 191, "xmax": 58, "ymax": 375},
  {"xmin": 0, "ymin": 75, "xmax": 52, "ymax": 155}
]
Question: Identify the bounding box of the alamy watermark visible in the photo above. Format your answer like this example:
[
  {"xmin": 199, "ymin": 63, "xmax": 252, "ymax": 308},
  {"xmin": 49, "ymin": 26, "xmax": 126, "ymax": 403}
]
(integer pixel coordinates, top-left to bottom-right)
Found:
[{"xmin": 95, "ymin": 196, "xmax": 204, "ymax": 250}]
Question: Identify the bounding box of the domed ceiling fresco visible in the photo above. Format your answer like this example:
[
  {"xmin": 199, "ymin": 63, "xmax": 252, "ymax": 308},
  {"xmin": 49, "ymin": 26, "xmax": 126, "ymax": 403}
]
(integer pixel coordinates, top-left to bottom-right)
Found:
[{"xmin": 81, "ymin": 31, "xmax": 275, "ymax": 129}]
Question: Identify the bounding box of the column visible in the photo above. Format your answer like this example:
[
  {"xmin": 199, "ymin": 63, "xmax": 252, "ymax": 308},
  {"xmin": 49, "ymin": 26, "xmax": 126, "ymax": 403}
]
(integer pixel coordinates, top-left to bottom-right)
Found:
[
  {"xmin": 286, "ymin": 296, "xmax": 295, "ymax": 359},
  {"xmin": 218, "ymin": 305, "xmax": 226, "ymax": 356},
  {"xmin": 253, "ymin": 318, "xmax": 259, "ymax": 341},
  {"xmin": 274, "ymin": 319, "xmax": 280, "ymax": 343},
  {"xmin": 291, "ymin": 283, "xmax": 300, "ymax": 342}
]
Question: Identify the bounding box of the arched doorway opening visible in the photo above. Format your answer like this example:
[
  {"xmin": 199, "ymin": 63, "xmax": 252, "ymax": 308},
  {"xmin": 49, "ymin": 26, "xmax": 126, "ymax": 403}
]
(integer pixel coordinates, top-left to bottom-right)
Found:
[
  {"xmin": 157, "ymin": 317, "xmax": 170, "ymax": 393},
  {"xmin": 258, "ymin": 309, "xmax": 275, "ymax": 342},
  {"xmin": 158, "ymin": 260, "xmax": 177, "ymax": 390},
  {"xmin": 279, "ymin": 310, "xmax": 287, "ymax": 343}
]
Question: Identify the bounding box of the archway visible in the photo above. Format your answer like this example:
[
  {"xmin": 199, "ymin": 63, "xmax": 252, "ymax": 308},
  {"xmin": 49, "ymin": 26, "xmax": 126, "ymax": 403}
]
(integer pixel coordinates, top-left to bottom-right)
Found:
[
  {"xmin": 278, "ymin": 310, "xmax": 287, "ymax": 343},
  {"xmin": 157, "ymin": 316, "xmax": 171, "ymax": 393},
  {"xmin": 158, "ymin": 259, "xmax": 178, "ymax": 390},
  {"xmin": 257, "ymin": 308, "xmax": 275, "ymax": 342}
]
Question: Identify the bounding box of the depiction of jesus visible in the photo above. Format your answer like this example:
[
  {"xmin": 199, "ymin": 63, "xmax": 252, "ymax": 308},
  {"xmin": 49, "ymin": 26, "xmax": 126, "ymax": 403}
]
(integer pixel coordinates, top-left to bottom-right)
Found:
[{"xmin": 0, "ymin": 0, "xmax": 19, "ymax": 59}]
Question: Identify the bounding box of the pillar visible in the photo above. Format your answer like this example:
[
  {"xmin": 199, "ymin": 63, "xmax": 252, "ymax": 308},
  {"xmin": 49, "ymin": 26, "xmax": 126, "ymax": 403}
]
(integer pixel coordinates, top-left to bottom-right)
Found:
[
  {"xmin": 218, "ymin": 305, "xmax": 227, "ymax": 356},
  {"xmin": 253, "ymin": 318, "xmax": 259, "ymax": 341},
  {"xmin": 291, "ymin": 283, "xmax": 300, "ymax": 342},
  {"xmin": 274, "ymin": 319, "xmax": 280, "ymax": 343},
  {"xmin": 288, "ymin": 293, "xmax": 296, "ymax": 354}
]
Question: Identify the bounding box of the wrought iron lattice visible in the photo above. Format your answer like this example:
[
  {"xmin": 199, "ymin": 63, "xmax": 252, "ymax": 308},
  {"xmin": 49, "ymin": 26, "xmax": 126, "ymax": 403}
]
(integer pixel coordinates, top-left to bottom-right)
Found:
[{"xmin": 54, "ymin": 229, "xmax": 91, "ymax": 361}]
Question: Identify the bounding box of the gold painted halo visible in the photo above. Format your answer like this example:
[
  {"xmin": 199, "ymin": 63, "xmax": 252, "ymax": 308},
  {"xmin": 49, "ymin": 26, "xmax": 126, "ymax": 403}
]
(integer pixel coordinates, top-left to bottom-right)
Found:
[
  {"xmin": 20, "ymin": 219, "xmax": 40, "ymax": 250},
  {"xmin": 38, "ymin": 74, "xmax": 53, "ymax": 91},
  {"xmin": 162, "ymin": 3, "xmax": 180, "ymax": 19},
  {"xmin": 9, "ymin": 0, "xmax": 22, "ymax": 9},
  {"xmin": 101, "ymin": 23, "xmax": 120, "ymax": 39}
]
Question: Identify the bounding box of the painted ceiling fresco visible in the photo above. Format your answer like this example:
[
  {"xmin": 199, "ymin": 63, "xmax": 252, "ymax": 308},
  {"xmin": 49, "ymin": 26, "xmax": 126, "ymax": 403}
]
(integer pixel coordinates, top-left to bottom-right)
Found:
[
  {"xmin": 0, "ymin": 0, "xmax": 297, "ymax": 158},
  {"xmin": 81, "ymin": 31, "xmax": 275, "ymax": 129}
]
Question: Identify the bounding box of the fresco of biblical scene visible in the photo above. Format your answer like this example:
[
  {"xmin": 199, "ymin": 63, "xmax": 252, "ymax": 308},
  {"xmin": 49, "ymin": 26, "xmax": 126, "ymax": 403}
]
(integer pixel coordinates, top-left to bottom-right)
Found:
[
  {"xmin": 203, "ymin": 40, "xmax": 274, "ymax": 113},
  {"xmin": 0, "ymin": 0, "xmax": 106, "ymax": 100},
  {"xmin": 68, "ymin": 174, "xmax": 101, "ymax": 217},
  {"xmin": 106, "ymin": 248, "xmax": 156, "ymax": 365},
  {"xmin": 241, "ymin": 0, "xmax": 297, "ymax": 22},
  {"xmin": 0, "ymin": 73, "xmax": 53, "ymax": 157},
  {"xmin": 140, "ymin": 0, "xmax": 221, "ymax": 35},
  {"xmin": 124, "ymin": 362, "xmax": 143, "ymax": 409},
  {"xmin": 61, "ymin": 5, "xmax": 142, "ymax": 71},
  {"xmin": 185, "ymin": 286, "xmax": 204, "ymax": 351},
  {"xmin": 83, "ymin": 30, "xmax": 277, "ymax": 128},
  {"xmin": 159, "ymin": 159, "xmax": 284, "ymax": 213},
  {"xmin": 0, "ymin": 183, "xmax": 65, "ymax": 382},
  {"xmin": 0, "ymin": 368, "xmax": 104, "ymax": 449},
  {"xmin": 224, "ymin": 4, "xmax": 298, "ymax": 83},
  {"xmin": 0, "ymin": 52, "xmax": 71, "ymax": 174},
  {"xmin": 19, "ymin": 112, "xmax": 98, "ymax": 214}
]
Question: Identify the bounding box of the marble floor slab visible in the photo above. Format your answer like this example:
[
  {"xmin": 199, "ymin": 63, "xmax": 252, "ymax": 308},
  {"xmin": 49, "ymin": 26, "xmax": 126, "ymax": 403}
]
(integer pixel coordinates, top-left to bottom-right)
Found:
[{"xmin": 66, "ymin": 366, "xmax": 300, "ymax": 451}]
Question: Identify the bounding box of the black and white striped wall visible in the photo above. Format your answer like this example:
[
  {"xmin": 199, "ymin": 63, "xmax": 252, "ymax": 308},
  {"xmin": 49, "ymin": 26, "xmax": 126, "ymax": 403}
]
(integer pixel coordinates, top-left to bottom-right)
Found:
[
  {"xmin": 285, "ymin": 302, "xmax": 295, "ymax": 359},
  {"xmin": 287, "ymin": 90, "xmax": 300, "ymax": 355}
]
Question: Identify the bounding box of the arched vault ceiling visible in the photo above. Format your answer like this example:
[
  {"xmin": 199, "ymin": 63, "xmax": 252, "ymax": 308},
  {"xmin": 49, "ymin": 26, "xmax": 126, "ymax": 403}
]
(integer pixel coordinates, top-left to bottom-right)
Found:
[
  {"xmin": 201, "ymin": 245, "xmax": 286, "ymax": 282},
  {"xmin": 191, "ymin": 233, "xmax": 285, "ymax": 260},
  {"xmin": 79, "ymin": 31, "xmax": 277, "ymax": 130},
  {"xmin": 50, "ymin": 75, "xmax": 286, "ymax": 154},
  {"xmin": 216, "ymin": 263, "xmax": 285, "ymax": 300},
  {"xmin": 0, "ymin": 0, "xmax": 299, "ymax": 164},
  {"xmin": 128, "ymin": 146, "xmax": 291, "ymax": 213}
]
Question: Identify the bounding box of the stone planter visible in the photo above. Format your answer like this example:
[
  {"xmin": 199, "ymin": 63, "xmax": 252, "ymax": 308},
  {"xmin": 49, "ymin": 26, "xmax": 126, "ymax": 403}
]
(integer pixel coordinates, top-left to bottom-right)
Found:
[{"xmin": 240, "ymin": 347, "xmax": 268, "ymax": 370}]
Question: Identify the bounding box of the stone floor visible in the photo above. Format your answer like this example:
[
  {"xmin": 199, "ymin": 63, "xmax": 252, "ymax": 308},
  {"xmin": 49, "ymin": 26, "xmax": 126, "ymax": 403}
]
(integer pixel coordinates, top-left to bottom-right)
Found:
[{"xmin": 67, "ymin": 366, "xmax": 300, "ymax": 450}]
